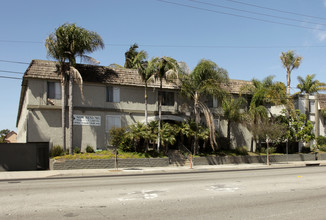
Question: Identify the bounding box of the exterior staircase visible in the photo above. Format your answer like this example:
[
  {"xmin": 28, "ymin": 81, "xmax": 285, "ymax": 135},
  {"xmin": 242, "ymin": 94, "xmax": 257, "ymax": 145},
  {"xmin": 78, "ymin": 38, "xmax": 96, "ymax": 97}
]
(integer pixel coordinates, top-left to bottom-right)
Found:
[{"xmin": 168, "ymin": 150, "xmax": 191, "ymax": 167}]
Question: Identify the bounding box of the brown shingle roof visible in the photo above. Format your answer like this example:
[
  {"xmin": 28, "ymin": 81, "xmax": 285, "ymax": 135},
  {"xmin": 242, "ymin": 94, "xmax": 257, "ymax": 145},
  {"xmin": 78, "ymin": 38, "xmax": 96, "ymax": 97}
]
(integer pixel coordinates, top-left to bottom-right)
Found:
[
  {"xmin": 24, "ymin": 59, "xmax": 179, "ymax": 89},
  {"xmin": 24, "ymin": 59, "xmax": 251, "ymax": 93},
  {"xmin": 222, "ymin": 79, "xmax": 252, "ymax": 94}
]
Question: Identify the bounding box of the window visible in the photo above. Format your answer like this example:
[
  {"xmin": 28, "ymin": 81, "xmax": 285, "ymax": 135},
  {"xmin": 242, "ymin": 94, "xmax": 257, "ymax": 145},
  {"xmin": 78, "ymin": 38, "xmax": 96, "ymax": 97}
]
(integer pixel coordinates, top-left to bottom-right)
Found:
[
  {"xmin": 106, "ymin": 86, "xmax": 120, "ymax": 103},
  {"xmin": 47, "ymin": 82, "xmax": 61, "ymax": 99},
  {"xmin": 205, "ymin": 95, "xmax": 218, "ymax": 108},
  {"xmin": 106, "ymin": 115, "xmax": 121, "ymax": 132},
  {"xmin": 309, "ymin": 100, "xmax": 315, "ymax": 113},
  {"xmin": 158, "ymin": 91, "xmax": 174, "ymax": 106}
]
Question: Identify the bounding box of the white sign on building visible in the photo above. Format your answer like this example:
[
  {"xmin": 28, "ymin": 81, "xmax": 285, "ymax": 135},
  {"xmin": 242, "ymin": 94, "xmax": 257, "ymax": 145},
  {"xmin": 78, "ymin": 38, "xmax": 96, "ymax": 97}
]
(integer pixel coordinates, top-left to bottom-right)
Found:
[{"xmin": 73, "ymin": 115, "xmax": 101, "ymax": 126}]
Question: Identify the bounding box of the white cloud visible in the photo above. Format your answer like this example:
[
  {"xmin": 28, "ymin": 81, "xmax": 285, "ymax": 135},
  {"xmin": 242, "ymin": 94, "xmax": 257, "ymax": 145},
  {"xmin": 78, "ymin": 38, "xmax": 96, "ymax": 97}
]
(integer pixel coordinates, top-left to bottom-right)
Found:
[
  {"xmin": 313, "ymin": 24, "xmax": 326, "ymax": 41},
  {"xmin": 317, "ymin": 31, "xmax": 326, "ymax": 41}
]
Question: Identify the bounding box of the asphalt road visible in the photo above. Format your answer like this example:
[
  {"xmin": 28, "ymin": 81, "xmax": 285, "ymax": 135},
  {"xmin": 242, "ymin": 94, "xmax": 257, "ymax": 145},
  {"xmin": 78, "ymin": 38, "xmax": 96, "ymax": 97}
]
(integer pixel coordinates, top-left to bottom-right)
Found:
[{"xmin": 1, "ymin": 166, "xmax": 326, "ymax": 220}]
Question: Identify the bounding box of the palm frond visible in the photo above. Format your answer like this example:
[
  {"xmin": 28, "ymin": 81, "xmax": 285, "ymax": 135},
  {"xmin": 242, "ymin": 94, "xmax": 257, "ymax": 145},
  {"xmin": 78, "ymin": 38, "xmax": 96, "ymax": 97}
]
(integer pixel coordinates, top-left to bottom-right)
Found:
[
  {"xmin": 70, "ymin": 66, "xmax": 84, "ymax": 100},
  {"xmin": 198, "ymin": 101, "xmax": 217, "ymax": 151}
]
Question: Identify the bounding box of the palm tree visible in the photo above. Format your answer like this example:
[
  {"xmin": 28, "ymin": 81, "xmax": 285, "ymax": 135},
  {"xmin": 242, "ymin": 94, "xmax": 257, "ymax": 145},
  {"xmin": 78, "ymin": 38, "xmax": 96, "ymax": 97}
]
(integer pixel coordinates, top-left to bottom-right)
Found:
[
  {"xmin": 181, "ymin": 59, "xmax": 229, "ymax": 154},
  {"xmin": 45, "ymin": 23, "xmax": 104, "ymax": 154},
  {"xmin": 280, "ymin": 50, "xmax": 303, "ymax": 96},
  {"xmin": 151, "ymin": 57, "xmax": 179, "ymax": 152},
  {"xmin": 124, "ymin": 43, "xmax": 147, "ymax": 69},
  {"xmin": 296, "ymin": 74, "xmax": 326, "ymax": 95},
  {"xmin": 135, "ymin": 59, "xmax": 155, "ymax": 125},
  {"xmin": 222, "ymin": 97, "xmax": 246, "ymax": 148},
  {"xmin": 241, "ymin": 76, "xmax": 287, "ymax": 152}
]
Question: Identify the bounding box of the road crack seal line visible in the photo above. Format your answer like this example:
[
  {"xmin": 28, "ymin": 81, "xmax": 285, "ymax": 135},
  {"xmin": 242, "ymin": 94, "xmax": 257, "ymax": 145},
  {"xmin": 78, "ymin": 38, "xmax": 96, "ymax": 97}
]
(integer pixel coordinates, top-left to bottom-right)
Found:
[
  {"xmin": 118, "ymin": 190, "xmax": 166, "ymax": 201},
  {"xmin": 207, "ymin": 184, "xmax": 239, "ymax": 192}
]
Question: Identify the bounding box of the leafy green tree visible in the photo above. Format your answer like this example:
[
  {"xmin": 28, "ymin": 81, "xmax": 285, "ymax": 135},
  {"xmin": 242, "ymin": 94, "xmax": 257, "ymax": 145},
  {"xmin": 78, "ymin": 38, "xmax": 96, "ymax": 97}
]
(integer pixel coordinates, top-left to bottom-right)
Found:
[
  {"xmin": 276, "ymin": 109, "xmax": 315, "ymax": 150},
  {"xmin": 222, "ymin": 97, "xmax": 246, "ymax": 148},
  {"xmin": 181, "ymin": 59, "xmax": 229, "ymax": 154},
  {"xmin": 280, "ymin": 50, "xmax": 303, "ymax": 96},
  {"xmin": 0, "ymin": 129, "xmax": 10, "ymax": 143},
  {"xmin": 257, "ymin": 119, "xmax": 287, "ymax": 165},
  {"xmin": 45, "ymin": 23, "xmax": 104, "ymax": 154},
  {"xmin": 241, "ymin": 76, "xmax": 287, "ymax": 152}
]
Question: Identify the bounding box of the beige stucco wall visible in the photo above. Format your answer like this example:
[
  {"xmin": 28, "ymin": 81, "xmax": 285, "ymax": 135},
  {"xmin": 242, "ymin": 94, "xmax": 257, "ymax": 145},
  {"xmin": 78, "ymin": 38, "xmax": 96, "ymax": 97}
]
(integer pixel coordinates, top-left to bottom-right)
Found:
[
  {"xmin": 17, "ymin": 84, "xmax": 30, "ymax": 143},
  {"xmin": 18, "ymin": 79, "xmax": 186, "ymax": 150},
  {"xmin": 18, "ymin": 78, "xmax": 255, "ymax": 151}
]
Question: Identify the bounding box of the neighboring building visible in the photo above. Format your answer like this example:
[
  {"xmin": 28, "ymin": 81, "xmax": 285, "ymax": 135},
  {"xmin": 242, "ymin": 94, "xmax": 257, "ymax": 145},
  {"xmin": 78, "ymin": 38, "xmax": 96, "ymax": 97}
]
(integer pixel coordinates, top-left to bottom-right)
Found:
[
  {"xmin": 294, "ymin": 94, "xmax": 326, "ymax": 138},
  {"xmin": 16, "ymin": 60, "xmax": 253, "ymax": 151},
  {"xmin": 4, "ymin": 131, "xmax": 17, "ymax": 143}
]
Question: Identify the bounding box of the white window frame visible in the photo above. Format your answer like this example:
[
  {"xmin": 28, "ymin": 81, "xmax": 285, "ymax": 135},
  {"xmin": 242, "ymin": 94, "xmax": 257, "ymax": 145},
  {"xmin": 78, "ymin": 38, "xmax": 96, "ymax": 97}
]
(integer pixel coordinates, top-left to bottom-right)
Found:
[{"xmin": 105, "ymin": 115, "xmax": 121, "ymax": 133}]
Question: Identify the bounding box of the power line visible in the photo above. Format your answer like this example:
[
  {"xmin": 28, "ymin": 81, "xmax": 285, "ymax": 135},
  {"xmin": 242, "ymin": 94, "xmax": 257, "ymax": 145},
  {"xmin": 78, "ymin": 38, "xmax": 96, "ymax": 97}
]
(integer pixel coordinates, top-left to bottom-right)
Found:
[
  {"xmin": 0, "ymin": 76, "xmax": 22, "ymax": 80},
  {"xmin": 1, "ymin": 40, "xmax": 326, "ymax": 49},
  {"xmin": 227, "ymin": 0, "xmax": 326, "ymax": 21},
  {"xmin": 156, "ymin": 0, "xmax": 326, "ymax": 31},
  {"xmin": 187, "ymin": 0, "xmax": 326, "ymax": 27},
  {"xmin": 0, "ymin": 60, "xmax": 29, "ymax": 65},
  {"xmin": 0, "ymin": 70, "xmax": 23, "ymax": 74},
  {"xmin": 108, "ymin": 44, "xmax": 326, "ymax": 49},
  {"xmin": 0, "ymin": 40, "xmax": 42, "ymax": 44}
]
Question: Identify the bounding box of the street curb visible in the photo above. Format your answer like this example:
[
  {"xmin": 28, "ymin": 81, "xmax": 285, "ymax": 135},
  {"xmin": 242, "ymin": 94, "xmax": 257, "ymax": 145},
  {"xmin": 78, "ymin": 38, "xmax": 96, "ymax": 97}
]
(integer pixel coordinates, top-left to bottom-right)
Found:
[{"xmin": 1, "ymin": 162, "xmax": 325, "ymax": 182}]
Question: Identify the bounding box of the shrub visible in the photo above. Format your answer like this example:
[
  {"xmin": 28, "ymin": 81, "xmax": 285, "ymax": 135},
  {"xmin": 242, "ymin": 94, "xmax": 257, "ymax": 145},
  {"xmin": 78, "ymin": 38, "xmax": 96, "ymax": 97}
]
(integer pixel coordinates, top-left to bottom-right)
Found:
[
  {"xmin": 317, "ymin": 136, "xmax": 326, "ymax": 146},
  {"xmin": 319, "ymin": 145, "xmax": 326, "ymax": 152},
  {"xmin": 258, "ymin": 147, "xmax": 276, "ymax": 154},
  {"xmin": 50, "ymin": 145, "xmax": 64, "ymax": 157},
  {"xmin": 86, "ymin": 145, "xmax": 95, "ymax": 153},
  {"xmin": 144, "ymin": 150, "xmax": 164, "ymax": 158},
  {"xmin": 234, "ymin": 146, "xmax": 248, "ymax": 155},
  {"xmin": 301, "ymin": 146, "xmax": 311, "ymax": 153},
  {"xmin": 73, "ymin": 147, "xmax": 81, "ymax": 154}
]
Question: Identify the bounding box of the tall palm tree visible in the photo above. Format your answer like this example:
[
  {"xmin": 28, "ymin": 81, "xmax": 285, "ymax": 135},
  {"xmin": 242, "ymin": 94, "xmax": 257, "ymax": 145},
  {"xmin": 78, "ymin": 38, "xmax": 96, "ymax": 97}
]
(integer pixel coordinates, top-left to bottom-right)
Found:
[
  {"xmin": 151, "ymin": 56, "xmax": 179, "ymax": 152},
  {"xmin": 135, "ymin": 58, "xmax": 155, "ymax": 125},
  {"xmin": 222, "ymin": 97, "xmax": 246, "ymax": 148},
  {"xmin": 181, "ymin": 59, "xmax": 229, "ymax": 154},
  {"xmin": 280, "ymin": 50, "xmax": 303, "ymax": 96},
  {"xmin": 124, "ymin": 43, "xmax": 147, "ymax": 69},
  {"xmin": 45, "ymin": 23, "xmax": 104, "ymax": 154},
  {"xmin": 241, "ymin": 76, "xmax": 286, "ymax": 152}
]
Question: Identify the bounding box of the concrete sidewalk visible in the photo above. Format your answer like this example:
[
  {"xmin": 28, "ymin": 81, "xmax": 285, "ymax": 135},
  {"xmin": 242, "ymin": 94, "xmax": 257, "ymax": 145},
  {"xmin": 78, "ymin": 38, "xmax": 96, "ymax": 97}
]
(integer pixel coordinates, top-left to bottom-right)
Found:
[{"xmin": 0, "ymin": 160, "xmax": 325, "ymax": 181}]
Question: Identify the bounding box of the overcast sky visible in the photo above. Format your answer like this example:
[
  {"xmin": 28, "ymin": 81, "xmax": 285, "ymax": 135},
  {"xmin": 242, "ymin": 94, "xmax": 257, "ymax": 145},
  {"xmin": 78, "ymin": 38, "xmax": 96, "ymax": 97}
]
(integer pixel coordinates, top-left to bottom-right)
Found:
[{"xmin": 1, "ymin": 0, "xmax": 326, "ymax": 131}]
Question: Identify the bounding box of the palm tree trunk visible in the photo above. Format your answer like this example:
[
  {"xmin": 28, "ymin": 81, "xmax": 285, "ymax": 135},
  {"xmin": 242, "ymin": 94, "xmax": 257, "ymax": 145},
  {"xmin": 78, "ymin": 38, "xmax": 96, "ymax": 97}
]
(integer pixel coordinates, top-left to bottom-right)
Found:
[
  {"xmin": 266, "ymin": 140, "xmax": 270, "ymax": 165},
  {"xmin": 157, "ymin": 79, "xmax": 162, "ymax": 152},
  {"xmin": 286, "ymin": 70, "xmax": 291, "ymax": 96},
  {"xmin": 194, "ymin": 92, "xmax": 200, "ymax": 155},
  {"xmin": 61, "ymin": 75, "xmax": 66, "ymax": 152},
  {"xmin": 68, "ymin": 75, "xmax": 73, "ymax": 155},
  {"xmin": 227, "ymin": 120, "xmax": 231, "ymax": 149},
  {"xmin": 145, "ymin": 83, "xmax": 148, "ymax": 125}
]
